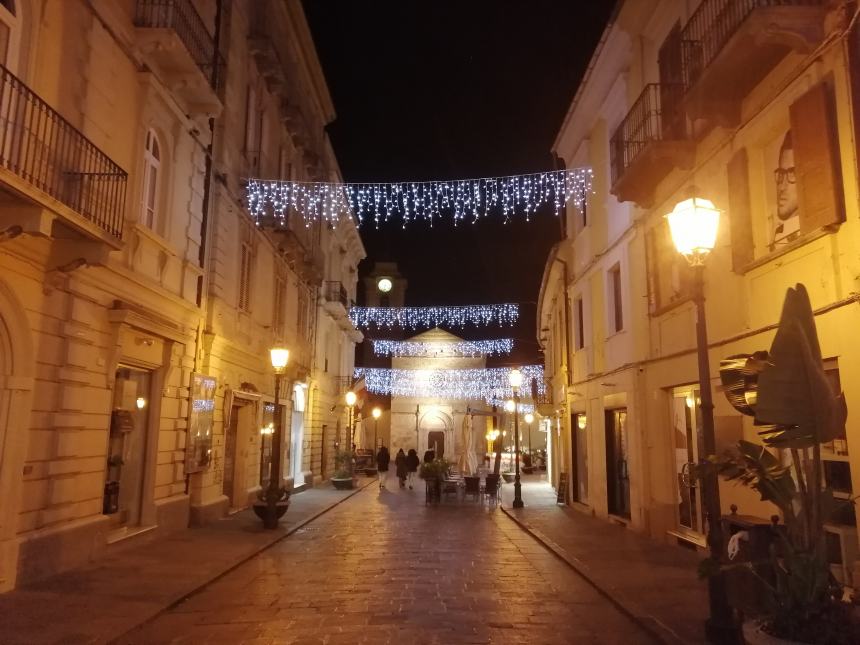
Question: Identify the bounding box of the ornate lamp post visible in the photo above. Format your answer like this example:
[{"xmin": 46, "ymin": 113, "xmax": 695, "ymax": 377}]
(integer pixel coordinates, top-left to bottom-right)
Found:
[
  {"xmin": 666, "ymin": 196, "xmax": 737, "ymax": 642},
  {"xmin": 524, "ymin": 412, "xmax": 534, "ymax": 457},
  {"xmin": 509, "ymin": 368, "xmax": 524, "ymax": 508},
  {"xmin": 262, "ymin": 346, "xmax": 289, "ymax": 529},
  {"xmin": 372, "ymin": 406, "xmax": 381, "ymax": 449}
]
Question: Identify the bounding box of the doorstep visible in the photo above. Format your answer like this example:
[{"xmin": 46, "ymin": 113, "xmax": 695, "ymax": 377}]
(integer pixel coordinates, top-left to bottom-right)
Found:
[{"xmin": 0, "ymin": 477, "xmax": 377, "ymax": 645}]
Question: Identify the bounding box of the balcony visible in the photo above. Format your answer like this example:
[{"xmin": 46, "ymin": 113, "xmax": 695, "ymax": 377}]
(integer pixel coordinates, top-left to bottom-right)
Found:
[
  {"xmin": 681, "ymin": 0, "xmax": 826, "ymax": 126},
  {"xmin": 248, "ymin": 0, "xmax": 315, "ymax": 155},
  {"xmin": 0, "ymin": 64, "xmax": 127, "ymax": 255},
  {"xmin": 610, "ymin": 84, "xmax": 694, "ymax": 207},
  {"xmin": 323, "ymin": 280, "xmax": 351, "ymax": 320},
  {"xmin": 134, "ymin": 0, "xmax": 225, "ymax": 116}
]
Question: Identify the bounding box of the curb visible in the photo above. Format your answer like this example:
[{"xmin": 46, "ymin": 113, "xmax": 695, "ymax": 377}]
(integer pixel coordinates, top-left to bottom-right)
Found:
[
  {"xmin": 109, "ymin": 478, "xmax": 376, "ymax": 644},
  {"xmin": 499, "ymin": 505, "xmax": 686, "ymax": 645}
]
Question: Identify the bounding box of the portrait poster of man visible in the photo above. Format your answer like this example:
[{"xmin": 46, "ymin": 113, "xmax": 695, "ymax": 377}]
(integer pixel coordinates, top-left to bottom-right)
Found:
[{"xmin": 768, "ymin": 129, "xmax": 800, "ymax": 247}]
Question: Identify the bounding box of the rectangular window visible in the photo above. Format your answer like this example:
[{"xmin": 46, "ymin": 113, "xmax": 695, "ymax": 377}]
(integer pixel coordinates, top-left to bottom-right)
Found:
[
  {"xmin": 297, "ymin": 286, "xmax": 309, "ymax": 340},
  {"xmin": 575, "ymin": 297, "xmax": 585, "ymax": 350},
  {"xmin": 238, "ymin": 225, "xmax": 253, "ymax": 312},
  {"xmin": 272, "ymin": 275, "xmax": 286, "ymax": 337},
  {"xmin": 609, "ymin": 264, "xmax": 623, "ymax": 333}
]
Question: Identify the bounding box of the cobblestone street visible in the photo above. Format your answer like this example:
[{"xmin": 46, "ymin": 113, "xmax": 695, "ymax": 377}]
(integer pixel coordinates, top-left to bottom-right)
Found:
[{"xmin": 123, "ymin": 483, "xmax": 656, "ymax": 644}]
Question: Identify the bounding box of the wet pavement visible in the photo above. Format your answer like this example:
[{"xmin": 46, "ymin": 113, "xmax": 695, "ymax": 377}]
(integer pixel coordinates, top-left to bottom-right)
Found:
[{"xmin": 122, "ymin": 481, "xmax": 656, "ymax": 644}]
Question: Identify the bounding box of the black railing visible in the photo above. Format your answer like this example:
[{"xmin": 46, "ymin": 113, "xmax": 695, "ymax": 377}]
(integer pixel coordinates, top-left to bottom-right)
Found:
[
  {"xmin": 0, "ymin": 65, "xmax": 127, "ymax": 238},
  {"xmin": 324, "ymin": 281, "xmax": 351, "ymax": 309},
  {"xmin": 681, "ymin": 0, "xmax": 824, "ymax": 88},
  {"xmin": 135, "ymin": 0, "xmax": 225, "ymax": 95},
  {"xmin": 610, "ymin": 83, "xmax": 686, "ymax": 186}
]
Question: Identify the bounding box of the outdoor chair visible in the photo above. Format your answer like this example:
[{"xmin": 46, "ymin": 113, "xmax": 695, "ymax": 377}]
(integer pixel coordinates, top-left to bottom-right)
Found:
[
  {"xmin": 463, "ymin": 476, "xmax": 481, "ymax": 501},
  {"xmin": 442, "ymin": 478, "xmax": 460, "ymax": 500},
  {"xmin": 483, "ymin": 474, "xmax": 500, "ymax": 503}
]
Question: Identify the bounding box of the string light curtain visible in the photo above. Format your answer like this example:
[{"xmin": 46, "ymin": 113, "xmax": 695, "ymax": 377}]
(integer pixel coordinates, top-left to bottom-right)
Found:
[
  {"xmin": 246, "ymin": 169, "xmax": 592, "ymax": 227},
  {"xmin": 350, "ymin": 303, "xmax": 518, "ymax": 330},
  {"xmin": 354, "ymin": 365, "xmax": 545, "ymax": 403},
  {"xmin": 372, "ymin": 338, "xmax": 514, "ymax": 357}
]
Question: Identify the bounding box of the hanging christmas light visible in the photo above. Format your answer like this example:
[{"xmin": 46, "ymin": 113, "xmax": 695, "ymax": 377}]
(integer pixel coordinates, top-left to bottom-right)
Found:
[
  {"xmin": 350, "ymin": 303, "xmax": 518, "ymax": 330},
  {"xmin": 246, "ymin": 169, "xmax": 592, "ymax": 227},
  {"xmin": 372, "ymin": 338, "xmax": 514, "ymax": 357},
  {"xmin": 353, "ymin": 365, "xmax": 545, "ymax": 404}
]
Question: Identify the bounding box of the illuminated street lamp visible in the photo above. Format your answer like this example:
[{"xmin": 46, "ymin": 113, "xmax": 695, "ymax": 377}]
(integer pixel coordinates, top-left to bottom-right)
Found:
[
  {"xmin": 667, "ymin": 195, "xmax": 736, "ymax": 642},
  {"xmin": 524, "ymin": 412, "xmax": 534, "ymax": 457},
  {"xmin": 509, "ymin": 368, "xmax": 524, "ymax": 508},
  {"xmin": 261, "ymin": 346, "xmax": 289, "ymax": 529},
  {"xmin": 372, "ymin": 406, "xmax": 382, "ymax": 449}
]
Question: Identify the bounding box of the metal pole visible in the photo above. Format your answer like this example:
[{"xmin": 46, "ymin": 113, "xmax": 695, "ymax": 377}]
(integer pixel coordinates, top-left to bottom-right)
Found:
[
  {"xmin": 264, "ymin": 371, "xmax": 283, "ymax": 529},
  {"xmin": 374, "ymin": 418, "xmax": 378, "ymax": 450},
  {"xmin": 693, "ymin": 265, "xmax": 738, "ymax": 643},
  {"xmin": 513, "ymin": 391, "xmax": 523, "ymax": 508}
]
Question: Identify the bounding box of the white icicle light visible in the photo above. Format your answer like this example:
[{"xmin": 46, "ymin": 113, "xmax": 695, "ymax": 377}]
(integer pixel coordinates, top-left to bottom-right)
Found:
[
  {"xmin": 350, "ymin": 303, "xmax": 519, "ymax": 330},
  {"xmin": 371, "ymin": 338, "xmax": 514, "ymax": 357},
  {"xmin": 246, "ymin": 169, "xmax": 592, "ymax": 227},
  {"xmin": 353, "ymin": 365, "xmax": 545, "ymax": 405}
]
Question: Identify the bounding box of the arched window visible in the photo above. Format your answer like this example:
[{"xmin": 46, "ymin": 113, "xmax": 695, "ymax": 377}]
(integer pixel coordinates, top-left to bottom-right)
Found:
[
  {"xmin": 140, "ymin": 129, "xmax": 161, "ymax": 229},
  {"xmin": 0, "ymin": 0, "xmax": 21, "ymax": 72}
]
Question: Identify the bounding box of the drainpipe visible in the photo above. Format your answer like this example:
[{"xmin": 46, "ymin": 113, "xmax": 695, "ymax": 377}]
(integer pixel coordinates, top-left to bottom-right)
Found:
[{"xmin": 196, "ymin": 0, "xmax": 224, "ymax": 307}]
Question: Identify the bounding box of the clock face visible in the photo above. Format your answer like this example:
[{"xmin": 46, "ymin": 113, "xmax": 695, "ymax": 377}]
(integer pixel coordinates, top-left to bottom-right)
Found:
[{"xmin": 377, "ymin": 277, "xmax": 393, "ymax": 293}]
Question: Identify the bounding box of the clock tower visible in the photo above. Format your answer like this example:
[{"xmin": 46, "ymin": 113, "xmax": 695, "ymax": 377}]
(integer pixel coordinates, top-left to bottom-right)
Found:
[{"xmin": 362, "ymin": 262, "xmax": 407, "ymax": 308}]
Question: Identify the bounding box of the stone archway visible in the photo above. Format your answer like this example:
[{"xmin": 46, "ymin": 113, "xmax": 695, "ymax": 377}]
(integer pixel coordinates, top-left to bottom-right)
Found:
[
  {"xmin": 0, "ymin": 278, "xmax": 34, "ymax": 591},
  {"xmin": 419, "ymin": 410, "xmax": 453, "ymax": 460}
]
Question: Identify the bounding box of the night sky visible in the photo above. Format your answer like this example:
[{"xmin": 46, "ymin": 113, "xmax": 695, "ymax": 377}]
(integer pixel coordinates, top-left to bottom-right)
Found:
[{"xmin": 302, "ymin": 2, "xmax": 614, "ymax": 365}]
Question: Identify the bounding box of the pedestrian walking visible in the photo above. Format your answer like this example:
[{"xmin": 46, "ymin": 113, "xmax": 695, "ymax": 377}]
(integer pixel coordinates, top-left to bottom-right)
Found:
[
  {"xmin": 406, "ymin": 448, "xmax": 420, "ymax": 489},
  {"xmin": 376, "ymin": 445, "xmax": 390, "ymax": 490},
  {"xmin": 395, "ymin": 448, "xmax": 407, "ymax": 488}
]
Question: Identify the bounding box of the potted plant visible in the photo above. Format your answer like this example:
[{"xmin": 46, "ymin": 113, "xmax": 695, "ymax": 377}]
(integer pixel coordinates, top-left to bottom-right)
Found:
[
  {"xmin": 331, "ymin": 448, "xmax": 355, "ymax": 490},
  {"xmin": 522, "ymin": 452, "xmax": 534, "ymax": 475},
  {"xmin": 705, "ymin": 284, "xmax": 860, "ymax": 644},
  {"xmin": 419, "ymin": 458, "xmax": 450, "ymax": 502}
]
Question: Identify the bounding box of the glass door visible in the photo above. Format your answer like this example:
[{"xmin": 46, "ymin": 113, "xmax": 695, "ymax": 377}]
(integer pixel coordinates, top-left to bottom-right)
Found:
[
  {"xmin": 671, "ymin": 387, "xmax": 705, "ymax": 538},
  {"xmin": 105, "ymin": 366, "xmax": 151, "ymax": 528},
  {"xmin": 605, "ymin": 408, "xmax": 630, "ymax": 518}
]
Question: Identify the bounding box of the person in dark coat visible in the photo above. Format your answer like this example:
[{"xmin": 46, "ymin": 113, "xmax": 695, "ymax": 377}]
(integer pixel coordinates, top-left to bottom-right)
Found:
[
  {"xmin": 395, "ymin": 448, "xmax": 407, "ymax": 488},
  {"xmin": 423, "ymin": 448, "xmax": 435, "ymax": 463},
  {"xmin": 376, "ymin": 446, "xmax": 390, "ymax": 490},
  {"xmin": 406, "ymin": 448, "xmax": 420, "ymax": 489}
]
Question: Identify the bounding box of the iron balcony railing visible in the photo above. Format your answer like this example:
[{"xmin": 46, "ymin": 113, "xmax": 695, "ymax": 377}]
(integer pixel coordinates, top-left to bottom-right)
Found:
[
  {"xmin": 0, "ymin": 64, "xmax": 127, "ymax": 239},
  {"xmin": 324, "ymin": 281, "xmax": 351, "ymax": 309},
  {"xmin": 135, "ymin": 0, "xmax": 226, "ymax": 95},
  {"xmin": 681, "ymin": 0, "xmax": 824, "ymax": 88},
  {"xmin": 610, "ymin": 83, "xmax": 687, "ymax": 186}
]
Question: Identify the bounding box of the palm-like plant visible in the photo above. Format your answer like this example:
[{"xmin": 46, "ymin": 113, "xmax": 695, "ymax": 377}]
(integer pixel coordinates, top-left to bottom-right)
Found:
[{"xmin": 714, "ymin": 284, "xmax": 858, "ymax": 643}]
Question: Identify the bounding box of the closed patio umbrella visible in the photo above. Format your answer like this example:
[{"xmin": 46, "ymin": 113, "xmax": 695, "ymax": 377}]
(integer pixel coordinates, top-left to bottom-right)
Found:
[{"xmin": 458, "ymin": 413, "xmax": 478, "ymax": 475}]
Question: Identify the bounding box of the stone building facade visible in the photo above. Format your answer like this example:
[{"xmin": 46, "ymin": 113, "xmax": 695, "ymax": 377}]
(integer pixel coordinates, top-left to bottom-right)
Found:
[
  {"xmin": 539, "ymin": 0, "xmax": 860, "ymax": 586},
  {"xmin": 0, "ymin": 0, "xmax": 361, "ymax": 592},
  {"xmin": 389, "ymin": 328, "xmax": 490, "ymax": 462}
]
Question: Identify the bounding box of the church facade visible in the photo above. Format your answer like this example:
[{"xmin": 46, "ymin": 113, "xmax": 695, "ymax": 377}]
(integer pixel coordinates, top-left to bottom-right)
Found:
[{"xmin": 389, "ymin": 328, "xmax": 490, "ymax": 464}]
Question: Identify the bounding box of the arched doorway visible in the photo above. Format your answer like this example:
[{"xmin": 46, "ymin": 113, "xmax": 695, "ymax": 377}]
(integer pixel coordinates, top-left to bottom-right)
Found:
[
  {"xmin": 420, "ymin": 410, "xmax": 453, "ymax": 460},
  {"xmin": 0, "ymin": 279, "xmax": 34, "ymax": 591}
]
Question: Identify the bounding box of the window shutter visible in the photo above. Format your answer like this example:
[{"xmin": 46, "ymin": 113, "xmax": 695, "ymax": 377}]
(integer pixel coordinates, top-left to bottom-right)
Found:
[
  {"xmin": 789, "ymin": 81, "xmax": 844, "ymax": 234},
  {"xmin": 726, "ymin": 148, "xmax": 754, "ymax": 271}
]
